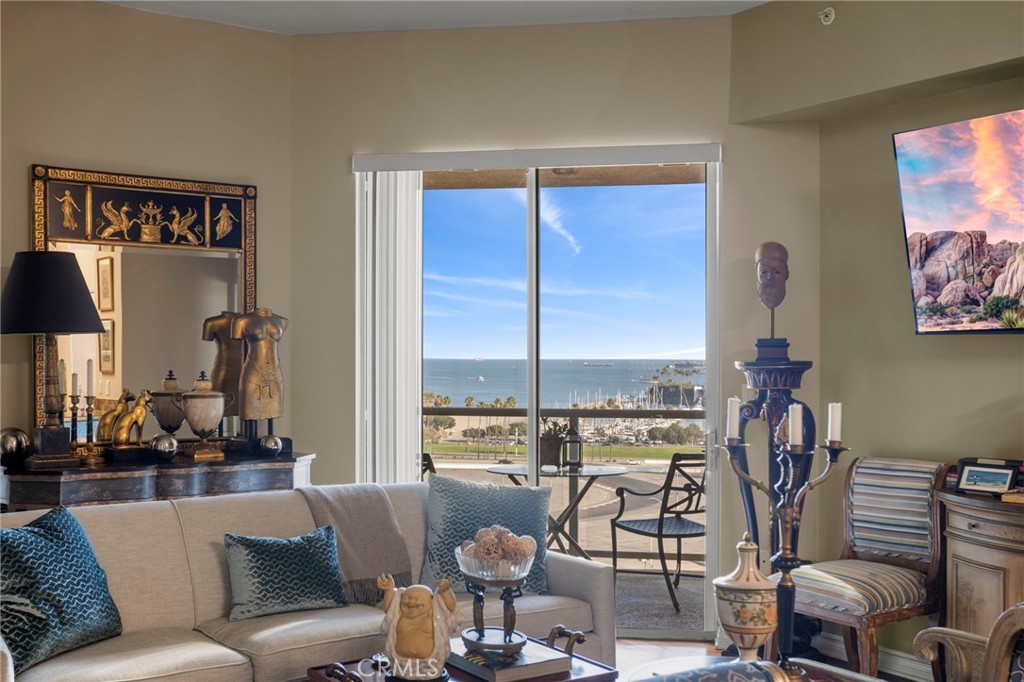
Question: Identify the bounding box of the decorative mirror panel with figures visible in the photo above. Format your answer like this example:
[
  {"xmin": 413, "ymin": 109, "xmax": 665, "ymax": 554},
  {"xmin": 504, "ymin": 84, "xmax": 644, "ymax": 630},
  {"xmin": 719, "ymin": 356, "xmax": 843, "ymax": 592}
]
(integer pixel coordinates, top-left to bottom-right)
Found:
[{"xmin": 31, "ymin": 164, "xmax": 256, "ymax": 437}]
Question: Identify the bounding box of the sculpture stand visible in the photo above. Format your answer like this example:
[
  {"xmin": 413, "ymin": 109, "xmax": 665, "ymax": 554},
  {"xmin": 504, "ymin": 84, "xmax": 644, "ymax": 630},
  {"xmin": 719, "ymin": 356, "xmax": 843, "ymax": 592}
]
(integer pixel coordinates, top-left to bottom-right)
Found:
[
  {"xmin": 723, "ymin": 337, "xmax": 849, "ymax": 680},
  {"xmin": 462, "ymin": 576, "xmax": 527, "ymax": 656}
]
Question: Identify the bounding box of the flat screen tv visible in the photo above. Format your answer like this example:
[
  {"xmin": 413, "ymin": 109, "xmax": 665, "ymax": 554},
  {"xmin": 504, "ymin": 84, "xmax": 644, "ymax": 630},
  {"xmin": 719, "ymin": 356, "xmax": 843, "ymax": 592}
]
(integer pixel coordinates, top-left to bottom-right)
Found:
[{"xmin": 894, "ymin": 108, "xmax": 1023, "ymax": 334}]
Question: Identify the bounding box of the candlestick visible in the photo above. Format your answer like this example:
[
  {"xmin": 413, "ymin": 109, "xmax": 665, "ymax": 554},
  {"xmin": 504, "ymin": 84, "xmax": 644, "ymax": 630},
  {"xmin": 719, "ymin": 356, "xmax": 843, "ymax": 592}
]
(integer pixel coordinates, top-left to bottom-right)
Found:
[
  {"xmin": 72, "ymin": 372, "xmax": 79, "ymax": 397},
  {"xmin": 827, "ymin": 402, "xmax": 842, "ymax": 443},
  {"xmin": 87, "ymin": 359, "xmax": 94, "ymax": 396},
  {"xmin": 788, "ymin": 403, "xmax": 802, "ymax": 444},
  {"xmin": 69, "ymin": 394, "xmax": 80, "ymax": 445},
  {"xmin": 58, "ymin": 359, "xmax": 67, "ymax": 397},
  {"xmin": 85, "ymin": 395, "xmax": 95, "ymax": 444},
  {"xmin": 726, "ymin": 396, "xmax": 741, "ymax": 440}
]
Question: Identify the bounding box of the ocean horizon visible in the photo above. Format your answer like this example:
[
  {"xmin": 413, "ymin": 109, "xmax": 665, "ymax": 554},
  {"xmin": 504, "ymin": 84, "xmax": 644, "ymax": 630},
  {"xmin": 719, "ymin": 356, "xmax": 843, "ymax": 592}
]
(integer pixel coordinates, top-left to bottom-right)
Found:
[{"xmin": 423, "ymin": 358, "xmax": 706, "ymax": 409}]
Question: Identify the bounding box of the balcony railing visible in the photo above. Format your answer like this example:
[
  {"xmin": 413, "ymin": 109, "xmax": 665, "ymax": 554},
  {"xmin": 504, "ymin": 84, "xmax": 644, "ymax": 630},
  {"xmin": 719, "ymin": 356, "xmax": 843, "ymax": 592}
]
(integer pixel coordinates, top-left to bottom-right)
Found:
[{"xmin": 421, "ymin": 405, "xmax": 706, "ymax": 570}]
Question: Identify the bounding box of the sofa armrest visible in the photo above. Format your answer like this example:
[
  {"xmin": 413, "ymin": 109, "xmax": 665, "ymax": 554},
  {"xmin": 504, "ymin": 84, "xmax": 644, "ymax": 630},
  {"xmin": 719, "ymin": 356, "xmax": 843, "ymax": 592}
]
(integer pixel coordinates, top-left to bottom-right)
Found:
[
  {"xmin": 790, "ymin": 658, "xmax": 882, "ymax": 681},
  {"xmin": 0, "ymin": 634, "xmax": 14, "ymax": 682},
  {"xmin": 913, "ymin": 626, "xmax": 988, "ymax": 682},
  {"xmin": 544, "ymin": 551, "xmax": 615, "ymax": 667}
]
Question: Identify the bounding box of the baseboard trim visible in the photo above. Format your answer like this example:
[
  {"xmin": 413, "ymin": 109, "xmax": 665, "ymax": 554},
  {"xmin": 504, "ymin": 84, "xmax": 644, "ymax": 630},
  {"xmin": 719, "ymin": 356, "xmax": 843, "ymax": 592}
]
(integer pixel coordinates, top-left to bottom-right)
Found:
[{"xmin": 813, "ymin": 633, "xmax": 932, "ymax": 682}]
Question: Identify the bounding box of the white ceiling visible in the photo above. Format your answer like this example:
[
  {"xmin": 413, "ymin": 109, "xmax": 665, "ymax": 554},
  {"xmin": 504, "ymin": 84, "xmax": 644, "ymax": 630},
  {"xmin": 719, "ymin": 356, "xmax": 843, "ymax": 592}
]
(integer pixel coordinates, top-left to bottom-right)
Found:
[{"xmin": 107, "ymin": 1, "xmax": 766, "ymax": 36}]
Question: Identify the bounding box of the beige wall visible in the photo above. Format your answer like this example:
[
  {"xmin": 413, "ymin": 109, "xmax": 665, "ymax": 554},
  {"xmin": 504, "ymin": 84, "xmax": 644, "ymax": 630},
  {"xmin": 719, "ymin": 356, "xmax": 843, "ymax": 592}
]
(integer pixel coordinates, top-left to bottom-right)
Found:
[
  {"xmin": 0, "ymin": 2, "xmax": 294, "ymax": 433},
  {"xmin": 818, "ymin": 76, "xmax": 1024, "ymax": 652},
  {"xmin": 730, "ymin": 1, "xmax": 1024, "ymax": 122},
  {"xmin": 288, "ymin": 20, "xmax": 822, "ymax": 567}
]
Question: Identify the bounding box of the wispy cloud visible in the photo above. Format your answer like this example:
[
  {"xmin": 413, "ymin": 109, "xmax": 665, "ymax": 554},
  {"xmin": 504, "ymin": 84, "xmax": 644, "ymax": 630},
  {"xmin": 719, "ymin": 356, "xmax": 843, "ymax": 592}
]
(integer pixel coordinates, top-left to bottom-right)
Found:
[
  {"xmin": 428, "ymin": 289, "xmax": 526, "ymax": 310},
  {"xmin": 619, "ymin": 346, "xmax": 707, "ymax": 360},
  {"xmin": 425, "ymin": 272, "xmax": 653, "ymax": 300},
  {"xmin": 507, "ymin": 189, "xmax": 581, "ymax": 254}
]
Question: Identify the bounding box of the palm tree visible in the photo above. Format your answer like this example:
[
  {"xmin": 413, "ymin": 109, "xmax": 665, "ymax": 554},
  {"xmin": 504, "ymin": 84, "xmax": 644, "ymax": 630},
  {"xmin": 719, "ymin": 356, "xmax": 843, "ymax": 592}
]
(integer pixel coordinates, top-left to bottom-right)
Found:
[{"xmin": 465, "ymin": 396, "xmax": 475, "ymax": 454}]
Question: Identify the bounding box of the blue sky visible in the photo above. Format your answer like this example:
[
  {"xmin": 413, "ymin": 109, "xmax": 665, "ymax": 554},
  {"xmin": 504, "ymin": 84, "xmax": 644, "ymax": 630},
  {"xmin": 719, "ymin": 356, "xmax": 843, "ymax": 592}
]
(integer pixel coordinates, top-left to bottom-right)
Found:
[{"xmin": 423, "ymin": 181, "xmax": 706, "ymax": 360}]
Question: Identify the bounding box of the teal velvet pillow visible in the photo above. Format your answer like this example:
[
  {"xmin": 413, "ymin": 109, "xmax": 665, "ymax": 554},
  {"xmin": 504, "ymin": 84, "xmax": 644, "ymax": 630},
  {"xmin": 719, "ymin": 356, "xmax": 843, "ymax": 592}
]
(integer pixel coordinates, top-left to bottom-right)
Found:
[
  {"xmin": 0, "ymin": 506, "xmax": 122, "ymax": 674},
  {"xmin": 224, "ymin": 525, "xmax": 348, "ymax": 621},
  {"xmin": 421, "ymin": 475, "xmax": 551, "ymax": 594}
]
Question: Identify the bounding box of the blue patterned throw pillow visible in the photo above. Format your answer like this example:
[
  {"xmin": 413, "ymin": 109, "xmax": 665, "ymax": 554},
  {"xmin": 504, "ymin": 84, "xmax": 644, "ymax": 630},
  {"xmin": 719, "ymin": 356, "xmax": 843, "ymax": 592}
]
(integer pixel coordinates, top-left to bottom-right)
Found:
[
  {"xmin": 225, "ymin": 525, "xmax": 348, "ymax": 621},
  {"xmin": 0, "ymin": 506, "xmax": 122, "ymax": 674},
  {"xmin": 421, "ymin": 475, "xmax": 551, "ymax": 594}
]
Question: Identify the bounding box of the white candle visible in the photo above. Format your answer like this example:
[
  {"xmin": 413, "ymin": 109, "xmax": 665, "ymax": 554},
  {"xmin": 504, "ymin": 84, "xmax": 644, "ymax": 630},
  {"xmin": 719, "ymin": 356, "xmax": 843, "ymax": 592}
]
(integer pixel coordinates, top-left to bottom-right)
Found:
[
  {"xmin": 71, "ymin": 372, "xmax": 79, "ymax": 397},
  {"xmin": 726, "ymin": 396, "xmax": 741, "ymax": 439},
  {"xmin": 827, "ymin": 402, "xmax": 842, "ymax": 442},
  {"xmin": 788, "ymin": 403, "xmax": 803, "ymax": 445},
  {"xmin": 87, "ymin": 359, "xmax": 94, "ymax": 396},
  {"xmin": 58, "ymin": 359, "xmax": 67, "ymax": 395}
]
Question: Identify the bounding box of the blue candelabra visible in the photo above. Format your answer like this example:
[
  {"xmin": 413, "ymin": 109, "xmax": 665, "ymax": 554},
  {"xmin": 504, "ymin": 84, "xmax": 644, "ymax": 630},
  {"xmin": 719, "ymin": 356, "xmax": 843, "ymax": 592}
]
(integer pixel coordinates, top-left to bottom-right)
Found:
[{"xmin": 719, "ymin": 338, "xmax": 848, "ymax": 679}]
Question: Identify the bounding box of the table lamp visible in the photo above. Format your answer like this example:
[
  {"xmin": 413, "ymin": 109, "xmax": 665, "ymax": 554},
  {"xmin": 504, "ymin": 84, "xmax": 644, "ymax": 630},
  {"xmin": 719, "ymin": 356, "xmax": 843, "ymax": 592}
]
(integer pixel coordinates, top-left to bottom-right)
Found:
[{"xmin": 1, "ymin": 250, "xmax": 104, "ymax": 469}]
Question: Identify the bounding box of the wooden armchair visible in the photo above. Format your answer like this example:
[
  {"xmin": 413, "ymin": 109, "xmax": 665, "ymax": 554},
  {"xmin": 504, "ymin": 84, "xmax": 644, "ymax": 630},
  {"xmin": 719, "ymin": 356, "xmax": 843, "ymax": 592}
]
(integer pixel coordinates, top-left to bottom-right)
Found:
[
  {"xmin": 784, "ymin": 457, "xmax": 949, "ymax": 677},
  {"xmin": 914, "ymin": 600, "xmax": 1024, "ymax": 682}
]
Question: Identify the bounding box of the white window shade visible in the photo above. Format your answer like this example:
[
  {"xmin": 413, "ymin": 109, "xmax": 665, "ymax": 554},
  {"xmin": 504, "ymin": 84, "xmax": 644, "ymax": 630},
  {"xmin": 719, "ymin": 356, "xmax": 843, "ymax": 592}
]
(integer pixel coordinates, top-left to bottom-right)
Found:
[{"xmin": 356, "ymin": 170, "xmax": 422, "ymax": 484}]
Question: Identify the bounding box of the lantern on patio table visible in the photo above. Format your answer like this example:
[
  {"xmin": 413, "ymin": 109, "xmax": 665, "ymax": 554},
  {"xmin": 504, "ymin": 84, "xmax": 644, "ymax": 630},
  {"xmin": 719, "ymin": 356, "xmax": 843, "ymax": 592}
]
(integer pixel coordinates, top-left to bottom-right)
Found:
[{"xmin": 561, "ymin": 425, "xmax": 582, "ymax": 471}]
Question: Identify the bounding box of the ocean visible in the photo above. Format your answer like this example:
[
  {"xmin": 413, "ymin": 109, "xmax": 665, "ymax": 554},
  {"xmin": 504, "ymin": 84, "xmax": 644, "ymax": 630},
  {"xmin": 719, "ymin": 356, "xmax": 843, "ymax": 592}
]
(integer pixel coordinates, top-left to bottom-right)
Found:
[{"xmin": 423, "ymin": 358, "xmax": 706, "ymax": 408}]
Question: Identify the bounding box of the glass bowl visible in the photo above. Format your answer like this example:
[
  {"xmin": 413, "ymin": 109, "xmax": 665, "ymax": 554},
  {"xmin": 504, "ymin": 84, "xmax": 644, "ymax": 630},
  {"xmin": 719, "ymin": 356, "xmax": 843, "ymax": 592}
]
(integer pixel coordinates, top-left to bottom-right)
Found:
[{"xmin": 455, "ymin": 546, "xmax": 535, "ymax": 581}]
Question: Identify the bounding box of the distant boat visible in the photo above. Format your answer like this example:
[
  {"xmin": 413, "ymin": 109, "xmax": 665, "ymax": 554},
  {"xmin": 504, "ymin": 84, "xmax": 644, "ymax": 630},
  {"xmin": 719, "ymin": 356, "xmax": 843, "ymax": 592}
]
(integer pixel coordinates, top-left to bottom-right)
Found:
[
  {"xmin": 473, "ymin": 357, "xmax": 485, "ymax": 361},
  {"xmin": 468, "ymin": 375, "xmax": 485, "ymax": 382},
  {"xmin": 584, "ymin": 362, "xmax": 613, "ymax": 367}
]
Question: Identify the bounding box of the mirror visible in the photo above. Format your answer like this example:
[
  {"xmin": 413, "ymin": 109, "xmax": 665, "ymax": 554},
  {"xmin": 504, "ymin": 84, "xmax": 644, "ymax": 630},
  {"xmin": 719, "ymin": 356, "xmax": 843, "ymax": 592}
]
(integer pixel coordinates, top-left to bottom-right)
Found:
[
  {"xmin": 40, "ymin": 242, "xmax": 246, "ymax": 440},
  {"xmin": 30, "ymin": 164, "xmax": 256, "ymax": 442}
]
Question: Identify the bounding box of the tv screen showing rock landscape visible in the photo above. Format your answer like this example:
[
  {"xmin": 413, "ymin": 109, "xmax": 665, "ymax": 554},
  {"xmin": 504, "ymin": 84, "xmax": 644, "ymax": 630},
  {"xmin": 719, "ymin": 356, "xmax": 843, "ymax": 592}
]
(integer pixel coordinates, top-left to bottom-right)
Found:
[{"xmin": 894, "ymin": 108, "xmax": 1023, "ymax": 334}]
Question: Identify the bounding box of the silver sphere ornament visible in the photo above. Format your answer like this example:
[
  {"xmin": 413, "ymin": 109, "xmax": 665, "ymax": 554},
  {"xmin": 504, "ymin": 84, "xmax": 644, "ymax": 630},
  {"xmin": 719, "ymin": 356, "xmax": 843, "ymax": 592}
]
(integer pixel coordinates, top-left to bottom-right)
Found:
[
  {"xmin": 258, "ymin": 434, "xmax": 283, "ymax": 456},
  {"xmin": 0, "ymin": 428, "xmax": 31, "ymax": 458},
  {"xmin": 150, "ymin": 433, "xmax": 178, "ymax": 459}
]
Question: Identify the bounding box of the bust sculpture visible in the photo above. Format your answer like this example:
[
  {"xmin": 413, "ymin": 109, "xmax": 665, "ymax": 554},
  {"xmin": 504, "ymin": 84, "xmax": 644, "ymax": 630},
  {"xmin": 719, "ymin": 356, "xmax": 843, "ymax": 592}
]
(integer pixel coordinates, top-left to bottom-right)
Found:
[
  {"xmin": 755, "ymin": 241, "xmax": 789, "ymax": 310},
  {"xmin": 230, "ymin": 307, "xmax": 288, "ymax": 421},
  {"xmin": 377, "ymin": 574, "xmax": 461, "ymax": 680}
]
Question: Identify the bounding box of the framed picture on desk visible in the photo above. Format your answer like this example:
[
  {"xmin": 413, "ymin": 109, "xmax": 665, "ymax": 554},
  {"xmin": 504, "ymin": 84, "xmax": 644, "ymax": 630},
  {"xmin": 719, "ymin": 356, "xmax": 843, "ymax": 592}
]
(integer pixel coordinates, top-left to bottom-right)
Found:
[{"xmin": 956, "ymin": 463, "xmax": 1017, "ymax": 494}]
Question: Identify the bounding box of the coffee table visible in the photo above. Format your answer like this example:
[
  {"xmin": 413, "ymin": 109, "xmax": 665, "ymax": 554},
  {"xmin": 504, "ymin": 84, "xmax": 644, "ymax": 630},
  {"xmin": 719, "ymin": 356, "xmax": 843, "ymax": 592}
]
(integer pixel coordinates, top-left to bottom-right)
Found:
[{"xmin": 307, "ymin": 637, "xmax": 617, "ymax": 682}]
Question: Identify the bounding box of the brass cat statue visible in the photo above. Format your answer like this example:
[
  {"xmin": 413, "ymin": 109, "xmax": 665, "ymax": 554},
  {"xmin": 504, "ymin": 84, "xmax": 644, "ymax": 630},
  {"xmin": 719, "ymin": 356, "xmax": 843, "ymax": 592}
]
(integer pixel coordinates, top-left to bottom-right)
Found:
[
  {"xmin": 96, "ymin": 388, "xmax": 136, "ymax": 442},
  {"xmin": 112, "ymin": 390, "xmax": 153, "ymax": 449}
]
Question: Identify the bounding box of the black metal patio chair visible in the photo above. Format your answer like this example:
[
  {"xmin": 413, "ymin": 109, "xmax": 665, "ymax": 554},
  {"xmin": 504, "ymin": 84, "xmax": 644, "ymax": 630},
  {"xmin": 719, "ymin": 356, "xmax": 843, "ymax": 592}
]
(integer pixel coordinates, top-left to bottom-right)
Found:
[{"xmin": 610, "ymin": 452, "xmax": 706, "ymax": 611}]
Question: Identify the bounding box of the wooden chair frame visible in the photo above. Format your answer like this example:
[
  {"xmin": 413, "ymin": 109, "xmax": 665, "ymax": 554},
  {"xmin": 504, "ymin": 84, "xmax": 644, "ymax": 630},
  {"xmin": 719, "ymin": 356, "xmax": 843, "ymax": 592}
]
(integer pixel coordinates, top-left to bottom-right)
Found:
[
  {"xmin": 791, "ymin": 459, "xmax": 949, "ymax": 678},
  {"xmin": 914, "ymin": 601, "xmax": 1024, "ymax": 682}
]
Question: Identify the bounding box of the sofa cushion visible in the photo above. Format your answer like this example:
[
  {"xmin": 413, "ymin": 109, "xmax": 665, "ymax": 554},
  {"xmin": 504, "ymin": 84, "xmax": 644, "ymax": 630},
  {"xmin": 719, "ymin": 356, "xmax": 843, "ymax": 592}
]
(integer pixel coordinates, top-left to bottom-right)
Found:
[
  {"xmin": 16, "ymin": 628, "xmax": 251, "ymax": 682},
  {"xmin": 198, "ymin": 605, "xmax": 385, "ymax": 682},
  {"xmin": 173, "ymin": 490, "xmax": 319, "ymax": 625},
  {"xmin": 1, "ymin": 506, "xmax": 122, "ymax": 674},
  {"xmin": 1, "ymin": 501, "xmax": 196, "ymax": 634},
  {"xmin": 225, "ymin": 524, "xmax": 348, "ymax": 620},
  {"xmin": 421, "ymin": 475, "xmax": 550, "ymax": 594}
]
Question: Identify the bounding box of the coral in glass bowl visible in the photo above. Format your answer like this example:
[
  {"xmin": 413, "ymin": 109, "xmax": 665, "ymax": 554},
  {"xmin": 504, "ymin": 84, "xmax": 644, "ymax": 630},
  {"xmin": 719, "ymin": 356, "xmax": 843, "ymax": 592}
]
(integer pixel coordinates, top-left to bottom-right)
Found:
[{"xmin": 456, "ymin": 546, "xmax": 535, "ymax": 582}]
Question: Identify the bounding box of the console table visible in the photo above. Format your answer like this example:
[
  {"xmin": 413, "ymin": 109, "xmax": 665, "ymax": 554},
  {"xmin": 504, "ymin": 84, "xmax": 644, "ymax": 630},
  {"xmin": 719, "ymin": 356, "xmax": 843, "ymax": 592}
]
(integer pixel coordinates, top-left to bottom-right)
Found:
[
  {"xmin": 3, "ymin": 452, "xmax": 315, "ymax": 510},
  {"xmin": 937, "ymin": 490, "xmax": 1024, "ymax": 636}
]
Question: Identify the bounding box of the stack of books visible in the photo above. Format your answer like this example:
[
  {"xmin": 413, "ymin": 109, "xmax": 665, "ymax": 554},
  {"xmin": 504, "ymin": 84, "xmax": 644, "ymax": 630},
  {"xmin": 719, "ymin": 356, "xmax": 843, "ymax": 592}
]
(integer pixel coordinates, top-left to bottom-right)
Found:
[{"xmin": 448, "ymin": 638, "xmax": 571, "ymax": 682}]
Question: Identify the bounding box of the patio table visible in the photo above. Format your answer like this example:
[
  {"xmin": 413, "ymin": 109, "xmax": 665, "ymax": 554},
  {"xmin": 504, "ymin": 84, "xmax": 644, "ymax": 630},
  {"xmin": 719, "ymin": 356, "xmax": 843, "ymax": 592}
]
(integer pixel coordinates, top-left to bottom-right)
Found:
[{"xmin": 487, "ymin": 464, "xmax": 628, "ymax": 559}]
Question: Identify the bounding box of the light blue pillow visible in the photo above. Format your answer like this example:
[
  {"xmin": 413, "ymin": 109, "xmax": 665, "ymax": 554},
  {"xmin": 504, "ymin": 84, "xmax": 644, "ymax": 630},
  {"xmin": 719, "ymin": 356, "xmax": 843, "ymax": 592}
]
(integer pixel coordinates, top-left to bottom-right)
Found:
[
  {"xmin": 225, "ymin": 525, "xmax": 348, "ymax": 621},
  {"xmin": 421, "ymin": 475, "xmax": 551, "ymax": 594},
  {"xmin": 0, "ymin": 506, "xmax": 122, "ymax": 674}
]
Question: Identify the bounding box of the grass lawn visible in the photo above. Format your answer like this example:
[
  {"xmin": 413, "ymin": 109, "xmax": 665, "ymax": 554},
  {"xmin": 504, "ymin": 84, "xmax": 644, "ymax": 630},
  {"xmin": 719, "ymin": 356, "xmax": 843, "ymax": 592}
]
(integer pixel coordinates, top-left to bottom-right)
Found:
[{"xmin": 425, "ymin": 441, "xmax": 704, "ymax": 462}]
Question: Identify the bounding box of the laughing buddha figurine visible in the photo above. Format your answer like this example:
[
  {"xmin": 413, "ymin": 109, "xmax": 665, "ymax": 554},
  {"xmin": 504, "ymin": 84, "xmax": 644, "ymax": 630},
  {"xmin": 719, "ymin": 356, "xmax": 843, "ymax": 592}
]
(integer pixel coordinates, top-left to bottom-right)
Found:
[{"xmin": 377, "ymin": 574, "xmax": 462, "ymax": 680}]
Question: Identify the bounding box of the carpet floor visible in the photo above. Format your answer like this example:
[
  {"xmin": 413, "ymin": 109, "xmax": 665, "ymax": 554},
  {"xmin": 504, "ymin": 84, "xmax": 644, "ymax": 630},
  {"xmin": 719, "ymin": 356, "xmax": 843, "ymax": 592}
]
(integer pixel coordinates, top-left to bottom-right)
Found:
[{"xmin": 615, "ymin": 572, "xmax": 706, "ymax": 636}]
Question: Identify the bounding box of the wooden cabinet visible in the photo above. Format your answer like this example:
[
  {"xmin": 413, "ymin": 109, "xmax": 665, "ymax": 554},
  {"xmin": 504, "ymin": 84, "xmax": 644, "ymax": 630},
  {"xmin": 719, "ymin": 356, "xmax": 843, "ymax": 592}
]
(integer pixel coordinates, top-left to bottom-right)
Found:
[
  {"xmin": 3, "ymin": 453, "xmax": 315, "ymax": 511},
  {"xmin": 937, "ymin": 491, "xmax": 1024, "ymax": 636}
]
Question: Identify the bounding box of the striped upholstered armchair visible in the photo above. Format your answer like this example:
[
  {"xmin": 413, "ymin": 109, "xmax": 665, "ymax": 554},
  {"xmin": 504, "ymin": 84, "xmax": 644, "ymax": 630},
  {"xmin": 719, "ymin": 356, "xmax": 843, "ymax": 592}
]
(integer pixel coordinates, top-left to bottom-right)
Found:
[{"xmin": 784, "ymin": 457, "xmax": 949, "ymax": 678}]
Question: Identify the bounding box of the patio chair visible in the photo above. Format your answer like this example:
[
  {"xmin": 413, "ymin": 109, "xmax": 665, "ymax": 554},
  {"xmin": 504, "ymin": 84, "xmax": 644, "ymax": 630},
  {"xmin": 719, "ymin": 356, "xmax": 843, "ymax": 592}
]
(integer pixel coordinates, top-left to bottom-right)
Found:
[
  {"xmin": 914, "ymin": 600, "xmax": 1024, "ymax": 682},
  {"xmin": 610, "ymin": 452, "xmax": 706, "ymax": 611},
  {"xmin": 783, "ymin": 457, "xmax": 949, "ymax": 678},
  {"xmin": 420, "ymin": 452, "xmax": 437, "ymax": 478}
]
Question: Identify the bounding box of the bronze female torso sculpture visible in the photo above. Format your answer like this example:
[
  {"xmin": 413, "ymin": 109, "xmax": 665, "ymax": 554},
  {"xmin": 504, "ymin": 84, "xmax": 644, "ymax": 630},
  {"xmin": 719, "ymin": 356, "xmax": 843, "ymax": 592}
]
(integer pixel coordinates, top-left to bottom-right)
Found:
[
  {"xmin": 202, "ymin": 311, "xmax": 243, "ymax": 417},
  {"xmin": 231, "ymin": 307, "xmax": 288, "ymax": 421}
]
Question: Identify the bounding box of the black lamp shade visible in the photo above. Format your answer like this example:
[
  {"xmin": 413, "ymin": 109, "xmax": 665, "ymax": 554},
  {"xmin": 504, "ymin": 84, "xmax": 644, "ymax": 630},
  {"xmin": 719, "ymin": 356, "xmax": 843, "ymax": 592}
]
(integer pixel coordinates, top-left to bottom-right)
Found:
[{"xmin": 1, "ymin": 251, "xmax": 104, "ymax": 335}]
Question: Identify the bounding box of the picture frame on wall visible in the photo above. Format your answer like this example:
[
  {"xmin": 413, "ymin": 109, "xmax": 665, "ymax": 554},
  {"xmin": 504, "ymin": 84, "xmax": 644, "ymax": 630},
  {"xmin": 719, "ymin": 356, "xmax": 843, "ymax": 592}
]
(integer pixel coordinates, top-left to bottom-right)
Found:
[
  {"xmin": 98, "ymin": 319, "xmax": 115, "ymax": 374},
  {"xmin": 97, "ymin": 256, "xmax": 114, "ymax": 312},
  {"xmin": 956, "ymin": 463, "xmax": 1017, "ymax": 494}
]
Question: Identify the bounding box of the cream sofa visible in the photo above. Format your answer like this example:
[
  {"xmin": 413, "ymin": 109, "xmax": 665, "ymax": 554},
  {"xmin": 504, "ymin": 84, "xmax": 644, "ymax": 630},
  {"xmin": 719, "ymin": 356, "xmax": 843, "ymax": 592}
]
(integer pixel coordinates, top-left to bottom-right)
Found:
[{"xmin": 0, "ymin": 483, "xmax": 615, "ymax": 682}]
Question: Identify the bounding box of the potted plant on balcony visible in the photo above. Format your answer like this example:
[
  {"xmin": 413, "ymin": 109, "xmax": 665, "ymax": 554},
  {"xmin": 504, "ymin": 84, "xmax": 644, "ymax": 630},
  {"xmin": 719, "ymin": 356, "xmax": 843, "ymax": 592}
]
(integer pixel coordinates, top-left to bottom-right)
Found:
[{"xmin": 540, "ymin": 417, "xmax": 567, "ymax": 468}]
